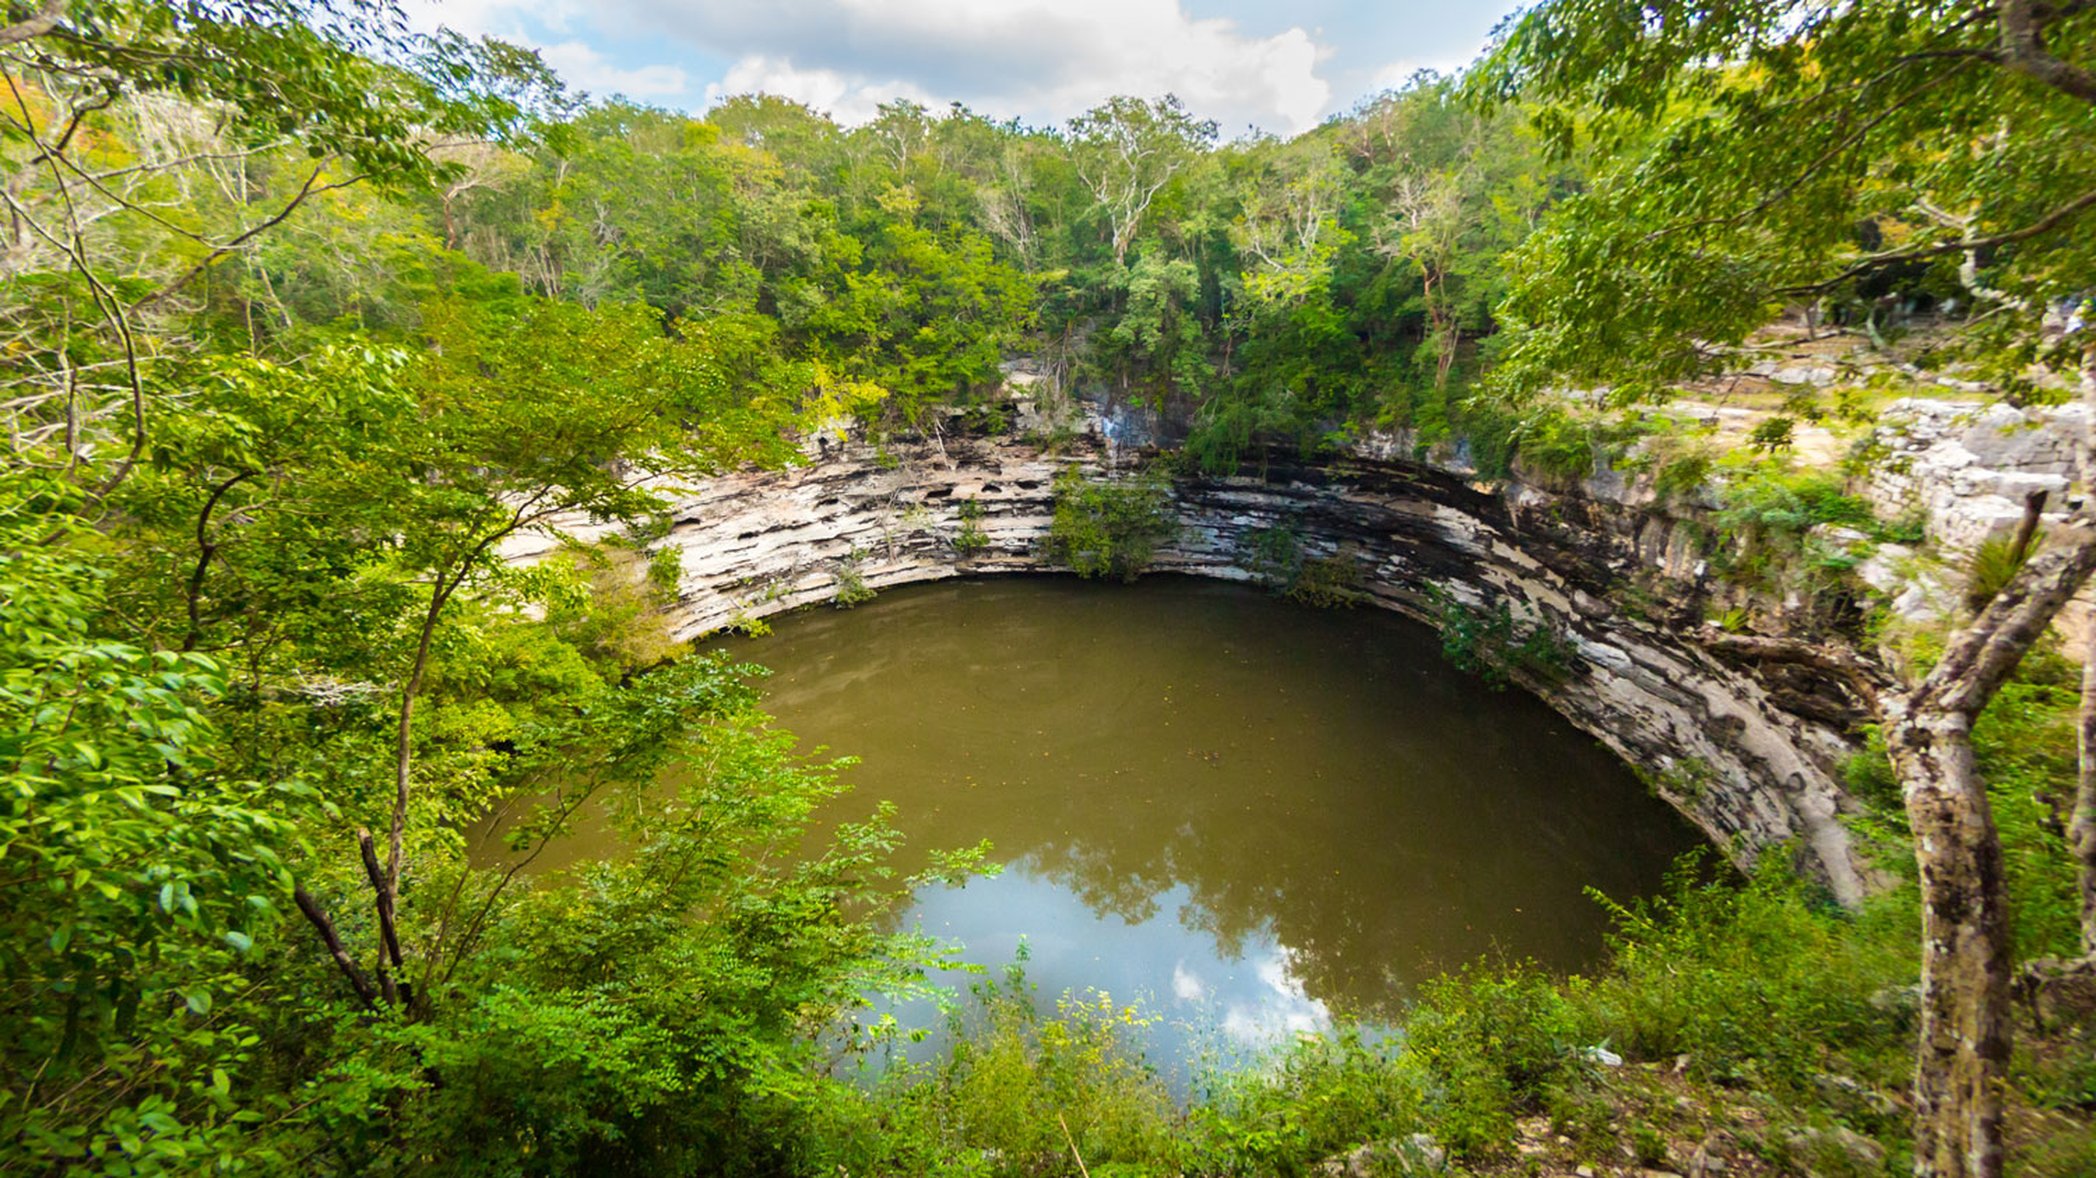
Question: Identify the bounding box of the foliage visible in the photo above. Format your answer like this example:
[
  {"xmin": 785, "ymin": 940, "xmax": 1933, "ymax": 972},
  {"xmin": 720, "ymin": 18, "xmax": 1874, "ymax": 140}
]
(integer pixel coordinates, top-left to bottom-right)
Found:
[
  {"xmin": 1965, "ymin": 531, "xmax": 2041, "ymax": 616},
  {"xmin": 1703, "ymin": 463, "xmax": 1900, "ymax": 619},
  {"xmin": 952, "ymin": 499, "xmax": 991, "ymax": 557},
  {"xmin": 0, "ymin": 479, "xmax": 303, "ymax": 1170},
  {"xmin": 1572, "ymin": 861, "xmax": 1918, "ymax": 1094},
  {"xmin": 1241, "ymin": 525, "xmax": 1304, "ymax": 592},
  {"xmin": 8, "ymin": 2, "xmax": 2096, "ymax": 1172},
  {"xmin": 833, "ymin": 557, "xmax": 877, "ymax": 608},
  {"xmin": 859, "ymin": 967, "xmax": 1180, "ymax": 1177},
  {"xmin": 0, "ymin": 0, "xmax": 549, "ymax": 483},
  {"xmin": 1043, "ymin": 468, "xmax": 1179, "ymax": 582},
  {"xmin": 1474, "ymin": 1, "xmax": 2096, "ymax": 406},
  {"xmin": 1402, "ymin": 965, "xmax": 1585, "ymax": 1153},
  {"xmin": 1433, "ymin": 591, "xmax": 1578, "ymax": 689}
]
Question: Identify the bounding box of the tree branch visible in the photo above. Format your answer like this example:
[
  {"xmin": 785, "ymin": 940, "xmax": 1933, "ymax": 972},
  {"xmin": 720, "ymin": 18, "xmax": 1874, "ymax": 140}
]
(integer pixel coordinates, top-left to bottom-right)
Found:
[
  {"xmin": 293, "ymin": 886, "xmax": 378, "ymax": 1011},
  {"xmin": 1696, "ymin": 625, "xmax": 1892, "ymax": 717},
  {"xmin": 2002, "ymin": 0, "xmax": 2096, "ymax": 104},
  {"xmin": 0, "ymin": 0, "xmax": 65, "ymax": 49},
  {"xmin": 1780, "ymin": 184, "xmax": 2096, "ymax": 295},
  {"xmin": 131, "ymin": 167, "xmax": 363, "ymax": 314},
  {"xmin": 182, "ymin": 469, "xmax": 256, "ymax": 653},
  {"xmin": 357, "ymin": 827, "xmax": 405, "ymax": 1010}
]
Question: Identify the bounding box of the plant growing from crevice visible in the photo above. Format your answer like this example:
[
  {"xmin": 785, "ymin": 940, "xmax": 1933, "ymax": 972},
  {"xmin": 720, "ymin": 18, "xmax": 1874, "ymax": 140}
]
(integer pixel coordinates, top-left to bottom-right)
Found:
[
  {"xmin": 1043, "ymin": 467, "xmax": 1177, "ymax": 582},
  {"xmin": 1637, "ymin": 757, "xmax": 1714, "ymax": 804},
  {"xmin": 1431, "ymin": 587, "xmax": 1578, "ymax": 689},
  {"xmin": 832, "ymin": 549, "xmax": 876, "ymax": 608},
  {"xmin": 1240, "ymin": 526, "xmax": 1365, "ymax": 608},
  {"xmin": 952, "ymin": 498, "xmax": 990, "ymax": 557},
  {"xmin": 1291, "ymin": 554, "xmax": 1365, "ymax": 609},
  {"xmin": 1242, "ymin": 524, "xmax": 1304, "ymax": 591}
]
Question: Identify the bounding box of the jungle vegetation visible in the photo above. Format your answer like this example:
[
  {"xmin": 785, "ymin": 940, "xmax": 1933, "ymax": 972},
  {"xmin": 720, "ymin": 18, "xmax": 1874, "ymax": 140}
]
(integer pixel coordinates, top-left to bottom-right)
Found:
[{"xmin": 4, "ymin": 0, "xmax": 2096, "ymax": 1175}]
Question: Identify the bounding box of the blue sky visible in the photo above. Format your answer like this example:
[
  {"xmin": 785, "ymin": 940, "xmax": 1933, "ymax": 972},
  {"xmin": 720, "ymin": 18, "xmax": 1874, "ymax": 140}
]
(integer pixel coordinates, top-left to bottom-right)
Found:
[{"xmin": 405, "ymin": 0, "xmax": 1530, "ymax": 136}]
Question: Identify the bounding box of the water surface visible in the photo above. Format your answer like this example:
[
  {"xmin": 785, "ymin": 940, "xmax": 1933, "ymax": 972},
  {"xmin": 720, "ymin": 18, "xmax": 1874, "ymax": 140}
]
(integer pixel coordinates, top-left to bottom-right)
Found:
[{"xmin": 709, "ymin": 577, "xmax": 1700, "ymax": 1056}]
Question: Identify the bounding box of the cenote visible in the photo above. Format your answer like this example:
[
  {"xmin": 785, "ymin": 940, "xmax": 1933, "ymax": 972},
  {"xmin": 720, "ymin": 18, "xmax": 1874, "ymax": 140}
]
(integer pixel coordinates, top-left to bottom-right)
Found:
[{"xmin": 485, "ymin": 576, "xmax": 1702, "ymax": 1068}]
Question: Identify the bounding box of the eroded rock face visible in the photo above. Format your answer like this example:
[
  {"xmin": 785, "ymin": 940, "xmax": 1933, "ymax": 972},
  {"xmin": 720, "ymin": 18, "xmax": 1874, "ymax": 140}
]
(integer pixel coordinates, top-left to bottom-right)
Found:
[
  {"xmin": 499, "ymin": 418, "xmax": 1880, "ymax": 905},
  {"xmin": 1867, "ymin": 398, "xmax": 2088, "ymax": 554}
]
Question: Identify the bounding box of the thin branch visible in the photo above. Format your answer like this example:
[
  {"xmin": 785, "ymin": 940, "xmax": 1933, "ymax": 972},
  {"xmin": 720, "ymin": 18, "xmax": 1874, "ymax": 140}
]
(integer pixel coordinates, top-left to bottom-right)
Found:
[
  {"xmin": 132, "ymin": 167, "xmax": 364, "ymax": 314},
  {"xmin": 357, "ymin": 827, "xmax": 404, "ymax": 1010},
  {"xmin": 182, "ymin": 469, "xmax": 256, "ymax": 653},
  {"xmin": 293, "ymin": 886, "xmax": 378, "ymax": 1011},
  {"xmin": 1781, "ymin": 185, "xmax": 2096, "ymax": 295}
]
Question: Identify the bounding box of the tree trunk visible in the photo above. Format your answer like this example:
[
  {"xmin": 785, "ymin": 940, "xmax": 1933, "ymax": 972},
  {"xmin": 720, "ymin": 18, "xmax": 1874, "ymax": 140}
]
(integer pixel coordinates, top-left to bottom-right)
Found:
[
  {"xmin": 2074, "ymin": 342, "xmax": 2096, "ymax": 957},
  {"xmin": 1893, "ymin": 520, "xmax": 2096, "ymax": 1176},
  {"xmin": 2075, "ymin": 623, "xmax": 2096, "ymax": 955},
  {"xmin": 1893, "ymin": 710, "xmax": 2013, "ymax": 1178}
]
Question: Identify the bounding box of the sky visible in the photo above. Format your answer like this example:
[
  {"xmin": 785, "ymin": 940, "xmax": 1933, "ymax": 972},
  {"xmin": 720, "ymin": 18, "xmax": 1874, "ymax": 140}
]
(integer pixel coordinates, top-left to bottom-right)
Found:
[{"xmin": 402, "ymin": 0, "xmax": 1531, "ymax": 138}]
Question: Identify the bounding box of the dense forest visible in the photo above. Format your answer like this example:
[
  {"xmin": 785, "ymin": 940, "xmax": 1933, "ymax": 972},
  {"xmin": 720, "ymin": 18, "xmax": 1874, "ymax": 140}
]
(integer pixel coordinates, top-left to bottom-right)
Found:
[{"xmin": 5, "ymin": 1, "xmax": 2096, "ymax": 1175}]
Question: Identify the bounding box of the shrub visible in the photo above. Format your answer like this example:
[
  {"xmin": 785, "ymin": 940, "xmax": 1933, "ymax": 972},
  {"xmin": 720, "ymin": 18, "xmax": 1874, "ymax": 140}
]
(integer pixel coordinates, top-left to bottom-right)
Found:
[
  {"xmin": 1402, "ymin": 965, "xmax": 1582, "ymax": 1154},
  {"xmin": 1189, "ymin": 1032, "xmax": 1424, "ymax": 1175},
  {"xmin": 1241, "ymin": 524, "xmax": 1304, "ymax": 591},
  {"xmin": 833, "ymin": 553, "xmax": 877, "ymax": 607},
  {"xmin": 1043, "ymin": 468, "xmax": 1178, "ymax": 582},
  {"xmin": 1433, "ymin": 590, "xmax": 1577, "ymax": 688},
  {"xmin": 1964, "ymin": 530, "xmax": 2039, "ymax": 615},
  {"xmin": 1570, "ymin": 861, "xmax": 1916, "ymax": 1093},
  {"xmin": 1289, "ymin": 554, "xmax": 1364, "ymax": 609},
  {"xmin": 952, "ymin": 498, "xmax": 991, "ymax": 557},
  {"xmin": 860, "ymin": 967, "xmax": 1181, "ymax": 1176}
]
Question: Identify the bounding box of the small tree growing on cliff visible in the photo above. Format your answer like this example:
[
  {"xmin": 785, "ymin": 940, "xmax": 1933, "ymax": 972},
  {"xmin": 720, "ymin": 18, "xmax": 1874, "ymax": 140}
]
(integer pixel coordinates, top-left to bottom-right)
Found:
[
  {"xmin": 1044, "ymin": 468, "xmax": 1178, "ymax": 582},
  {"xmin": 1475, "ymin": 4, "xmax": 2096, "ymax": 1174}
]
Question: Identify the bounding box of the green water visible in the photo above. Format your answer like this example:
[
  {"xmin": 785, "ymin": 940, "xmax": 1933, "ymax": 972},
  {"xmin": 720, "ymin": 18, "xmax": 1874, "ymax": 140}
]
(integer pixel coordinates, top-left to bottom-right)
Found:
[{"xmin": 714, "ymin": 576, "xmax": 1700, "ymax": 1052}]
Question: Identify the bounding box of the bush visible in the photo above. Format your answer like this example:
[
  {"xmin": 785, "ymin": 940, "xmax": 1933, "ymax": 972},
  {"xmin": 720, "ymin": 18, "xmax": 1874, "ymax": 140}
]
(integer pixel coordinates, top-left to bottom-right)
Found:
[
  {"xmin": 1964, "ymin": 530, "xmax": 2039, "ymax": 615},
  {"xmin": 1043, "ymin": 468, "xmax": 1178, "ymax": 582},
  {"xmin": 1289, "ymin": 554, "xmax": 1364, "ymax": 609},
  {"xmin": 952, "ymin": 498, "xmax": 991, "ymax": 557},
  {"xmin": 1403, "ymin": 965, "xmax": 1582, "ymax": 1154},
  {"xmin": 834, "ymin": 550, "xmax": 877, "ymax": 607},
  {"xmin": 1241, "ymin": 524, "xmax": 1304, "ymax": 591},
  {"xmin": 1571, "ymin": 861, "xmax": 1916, "ymax": 1093},
  {"xmin": 858, "ymin": 967, "xmax": 1181, "ymax": 1177},
  {"xmin": 1433, "ymin": 590, "xmax": 1577, "ymax": 688},
  {"xmin": 1189, "ymin": 1032, "xmax": 1424, "ymax": 1176}
]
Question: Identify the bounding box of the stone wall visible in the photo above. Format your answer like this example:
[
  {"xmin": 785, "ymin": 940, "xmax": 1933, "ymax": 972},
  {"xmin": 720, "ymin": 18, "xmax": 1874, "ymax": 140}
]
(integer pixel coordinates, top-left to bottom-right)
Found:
[{"xmin": 507, "ymin": 416, "xmax": 1879, "ymax": 905}]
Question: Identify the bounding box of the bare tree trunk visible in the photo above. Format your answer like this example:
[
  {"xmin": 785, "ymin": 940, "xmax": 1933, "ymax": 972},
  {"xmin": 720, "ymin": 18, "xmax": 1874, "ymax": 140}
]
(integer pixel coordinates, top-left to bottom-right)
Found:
[
  {"xmin": 2076, "ymin": 621, "xmax": 2096, "ymax": 955},
  {"xmin": 1894, "ymin": 524, "xmax": 2096, "ymax": 1177},
  {"xmin": 2074, "ymin": 344, "xmax": 2096, "ymax": 957},
  {"xmin": 1895, "ymin": 713, "xmax": 2014, "ymax": 1178}
]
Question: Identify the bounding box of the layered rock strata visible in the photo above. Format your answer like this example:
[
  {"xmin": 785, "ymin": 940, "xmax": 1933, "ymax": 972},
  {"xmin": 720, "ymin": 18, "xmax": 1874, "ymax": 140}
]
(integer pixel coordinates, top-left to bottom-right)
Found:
[{"xmin": 503, "ymin": 420, "xmax": 1880, "ymax": 905}]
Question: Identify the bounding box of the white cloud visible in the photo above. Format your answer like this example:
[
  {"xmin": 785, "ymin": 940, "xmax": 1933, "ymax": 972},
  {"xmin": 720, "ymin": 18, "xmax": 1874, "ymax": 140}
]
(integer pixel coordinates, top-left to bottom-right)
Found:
[
  {"xmin": 474, "ymin": 0, "xmax": 1333, "ymax": 133},
  {"xmin": 407, "ymin": 0, "xmax": 1343, "ymax": 133},
  {"xmin": 1218, "ymin": 947, "xmax": 1331, "ymax": 1044},
  {"xmin": 705, "ymin": 55, "xmax": 934, "ymax": 125},
  {"xmin": 1368, "ymin": 55, "xmax": 1465, "ymax": 93},
  {"xmin": 1171, "ymin": 960, "xmax": 1208, "ymax": 1002},
  {"xmin": 677, "ymin": 0, "xmax": 1333, "ymax": 133},
  {"xmin": 540, "ymin": 40, "xmax": 691, "ymax": 99}
]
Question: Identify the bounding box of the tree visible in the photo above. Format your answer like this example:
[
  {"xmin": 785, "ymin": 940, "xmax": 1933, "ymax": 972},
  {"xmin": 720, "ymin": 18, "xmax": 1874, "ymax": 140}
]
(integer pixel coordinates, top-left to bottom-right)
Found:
[
  {"xmin": 1067, "ymin": 95, "xmax": 1217, "ymax": 265},
  {"xmin": 0, "ymin": 0, "xmax": 535, "ymax": 496},
  {"xmin": 1474, "ymin": 5, "xmax": 2096, "ymax": 1174}
]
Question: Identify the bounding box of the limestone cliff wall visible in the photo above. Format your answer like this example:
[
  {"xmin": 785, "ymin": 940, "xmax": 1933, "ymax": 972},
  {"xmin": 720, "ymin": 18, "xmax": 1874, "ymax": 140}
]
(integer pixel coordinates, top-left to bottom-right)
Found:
[{"xmin": 502, "ymin": 421, "xmax": 1879, "ymax": 905}]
